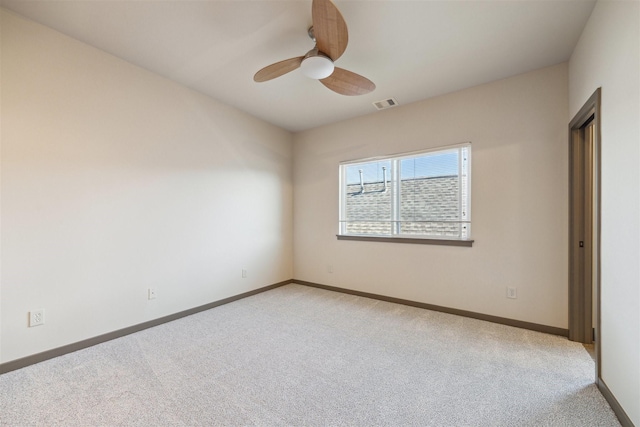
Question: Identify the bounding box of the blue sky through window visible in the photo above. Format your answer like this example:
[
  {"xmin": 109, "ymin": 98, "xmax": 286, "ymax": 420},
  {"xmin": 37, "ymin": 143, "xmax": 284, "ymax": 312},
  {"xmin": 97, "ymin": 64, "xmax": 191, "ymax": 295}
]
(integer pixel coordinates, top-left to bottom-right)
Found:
[{"xmin": 345, "ymin": 152, "xmax": 458, "ymax": 184}]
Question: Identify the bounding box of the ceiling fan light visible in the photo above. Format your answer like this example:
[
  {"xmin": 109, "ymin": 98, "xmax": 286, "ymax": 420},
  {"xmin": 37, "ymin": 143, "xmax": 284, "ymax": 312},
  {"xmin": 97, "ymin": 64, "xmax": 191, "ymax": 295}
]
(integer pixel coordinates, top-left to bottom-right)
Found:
[{"xmin": 300, "ymin": 55, "xmax": 335, "ymax": 79}]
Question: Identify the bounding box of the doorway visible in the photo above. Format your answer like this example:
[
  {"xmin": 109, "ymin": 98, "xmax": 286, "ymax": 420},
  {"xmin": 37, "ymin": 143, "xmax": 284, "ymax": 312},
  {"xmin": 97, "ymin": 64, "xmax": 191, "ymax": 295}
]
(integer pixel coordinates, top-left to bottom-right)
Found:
[{"xmin": 568, "ymin": 88, "xmax": 601, "ymax": 375}]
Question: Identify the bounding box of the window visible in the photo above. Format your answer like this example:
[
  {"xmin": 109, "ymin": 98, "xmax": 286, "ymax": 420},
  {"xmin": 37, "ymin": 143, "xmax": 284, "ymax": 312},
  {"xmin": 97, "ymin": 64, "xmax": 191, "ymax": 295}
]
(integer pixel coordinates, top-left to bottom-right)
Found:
[{"xmin": 338, "ymin": 143, "xmax": 471, "ymax": 244}]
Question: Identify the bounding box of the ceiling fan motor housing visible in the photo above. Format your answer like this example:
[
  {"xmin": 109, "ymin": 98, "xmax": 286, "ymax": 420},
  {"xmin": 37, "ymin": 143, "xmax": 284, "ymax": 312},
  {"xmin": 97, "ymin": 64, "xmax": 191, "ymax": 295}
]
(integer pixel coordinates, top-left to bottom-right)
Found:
[{"xmin": 300, "ymin": 50, "xmax": 335, "ymax": 79}]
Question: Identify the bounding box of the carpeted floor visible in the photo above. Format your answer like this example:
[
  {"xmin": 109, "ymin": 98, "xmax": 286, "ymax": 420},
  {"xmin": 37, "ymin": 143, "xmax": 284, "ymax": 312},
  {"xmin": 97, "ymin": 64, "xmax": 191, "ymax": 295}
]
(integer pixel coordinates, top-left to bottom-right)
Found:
[{"xmin": 0, "ymin": 284, "xmax": 621, "ymax": 426}]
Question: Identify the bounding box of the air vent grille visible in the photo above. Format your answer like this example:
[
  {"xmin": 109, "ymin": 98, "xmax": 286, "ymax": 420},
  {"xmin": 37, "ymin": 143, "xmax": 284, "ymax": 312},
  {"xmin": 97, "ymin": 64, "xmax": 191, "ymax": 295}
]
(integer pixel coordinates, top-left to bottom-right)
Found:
[{"xmin": 373, "ymin": 98, "xmax": 399, "ymax": 111}]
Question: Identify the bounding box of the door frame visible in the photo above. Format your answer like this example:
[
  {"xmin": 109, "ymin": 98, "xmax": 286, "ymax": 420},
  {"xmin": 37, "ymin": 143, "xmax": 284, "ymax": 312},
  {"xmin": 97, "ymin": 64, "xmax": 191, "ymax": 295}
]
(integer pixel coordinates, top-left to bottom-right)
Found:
[{"xmin": 568, "ymin": 88, "xmax": 601, "ymax": 377}]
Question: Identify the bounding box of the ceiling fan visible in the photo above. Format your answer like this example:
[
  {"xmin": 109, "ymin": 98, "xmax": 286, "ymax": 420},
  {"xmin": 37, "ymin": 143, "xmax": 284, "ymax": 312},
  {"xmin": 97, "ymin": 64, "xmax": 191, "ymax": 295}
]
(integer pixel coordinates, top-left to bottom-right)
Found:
[{"xmin": 253, "ymin": 0, "xmax": 375, "ymax": 96}]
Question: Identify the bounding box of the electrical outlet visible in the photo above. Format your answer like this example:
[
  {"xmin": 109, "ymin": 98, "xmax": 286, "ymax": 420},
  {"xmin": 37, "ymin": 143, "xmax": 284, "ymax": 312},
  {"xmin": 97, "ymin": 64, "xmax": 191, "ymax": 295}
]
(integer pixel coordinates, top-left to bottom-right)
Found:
[
  {"xmin": 242, "ymin": 269, "xmax": 247, "ymax": 278},
  {"xmin": 29, "ymin": 309, "xmax": 44, "ymax": 327},
  {"xmin": 507, "ymin": 287, "xmax": 517, "ymax": 299},
  {"xmin": 327, "ymin": 265, "xmax": 333, "ymax": 273},
  {"xmin": 148, "ymin": 288, "xmax": 157, "ymax": 300}
]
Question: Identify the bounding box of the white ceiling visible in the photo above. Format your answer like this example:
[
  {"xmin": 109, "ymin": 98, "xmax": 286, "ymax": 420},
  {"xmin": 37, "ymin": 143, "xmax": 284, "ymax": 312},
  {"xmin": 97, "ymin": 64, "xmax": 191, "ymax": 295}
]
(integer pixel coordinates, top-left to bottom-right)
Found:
[{"xmin": 1, "ymin": 0, "xmax": 596, "ymax": 132}]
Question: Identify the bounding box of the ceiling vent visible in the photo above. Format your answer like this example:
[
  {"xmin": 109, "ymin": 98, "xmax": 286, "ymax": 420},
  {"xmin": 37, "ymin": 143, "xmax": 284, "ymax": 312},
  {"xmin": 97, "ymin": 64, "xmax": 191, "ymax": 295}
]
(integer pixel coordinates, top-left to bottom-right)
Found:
[{"xmin": 373, "ymin": 98, "xmax": 399, "ymax": 111}]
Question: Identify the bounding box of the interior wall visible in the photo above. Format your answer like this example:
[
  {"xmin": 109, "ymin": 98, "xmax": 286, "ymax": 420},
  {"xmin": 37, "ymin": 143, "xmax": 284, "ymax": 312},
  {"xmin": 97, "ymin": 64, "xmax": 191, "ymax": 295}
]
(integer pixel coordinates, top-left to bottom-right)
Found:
[
  {"xmin": 293, "ymin": 63, "xmax": 569, "ymax": 329},
  {"xmin": 0, "ymin": 9, "xmax": 293, "ymax": 363},
  {"xmin": 569, "ymin": 1, "xmax": 640, "ymax": 424}
]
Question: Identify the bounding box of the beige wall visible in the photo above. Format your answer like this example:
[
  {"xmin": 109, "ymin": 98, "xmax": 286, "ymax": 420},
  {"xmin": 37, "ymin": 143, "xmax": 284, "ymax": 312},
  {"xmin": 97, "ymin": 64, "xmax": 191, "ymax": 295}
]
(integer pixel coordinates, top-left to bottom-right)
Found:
[
  {"xmin": 569, "ymin": 1, "xmax": 640, "ymax": 424},
  {"xmin": 293, "ymin": 63, "xmax": 569, "ymax": 329},
  {"xmin": 0, "ymin": 9, "xmax": 293, "ymax": 363}
]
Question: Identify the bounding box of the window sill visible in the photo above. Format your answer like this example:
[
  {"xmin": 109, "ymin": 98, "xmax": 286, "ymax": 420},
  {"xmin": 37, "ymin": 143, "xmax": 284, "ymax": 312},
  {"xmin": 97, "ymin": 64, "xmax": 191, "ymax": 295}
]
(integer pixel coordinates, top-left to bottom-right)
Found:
[{"xmin": 336, "ymin": 235, "xmax": 474, "ymax": 247}]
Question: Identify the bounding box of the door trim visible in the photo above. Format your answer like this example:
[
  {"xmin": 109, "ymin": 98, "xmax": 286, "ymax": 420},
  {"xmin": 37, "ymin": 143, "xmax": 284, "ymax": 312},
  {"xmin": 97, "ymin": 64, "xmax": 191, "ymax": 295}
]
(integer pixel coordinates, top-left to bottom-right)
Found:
[{"xmin": 568, "ymin": 88, "xmax": 601, "ymax": 377}]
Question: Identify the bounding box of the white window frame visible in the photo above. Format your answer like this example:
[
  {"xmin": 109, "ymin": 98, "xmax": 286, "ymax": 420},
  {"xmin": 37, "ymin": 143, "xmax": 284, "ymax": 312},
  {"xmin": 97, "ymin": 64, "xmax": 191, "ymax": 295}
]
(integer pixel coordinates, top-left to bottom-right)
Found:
[{"xmin": 338, "ymin": 143, "xmax": 473, "ymax": 246}]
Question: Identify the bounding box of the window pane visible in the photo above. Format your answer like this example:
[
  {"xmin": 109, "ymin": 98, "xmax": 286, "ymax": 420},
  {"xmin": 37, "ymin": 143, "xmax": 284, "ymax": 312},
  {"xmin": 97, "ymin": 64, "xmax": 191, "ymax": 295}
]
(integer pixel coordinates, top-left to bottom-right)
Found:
[
  {"xmin": 399, "ymin": 151, "xmax": 461, "ymax": 237},
  {"xmin": 344, "ymin": 161, "xmax": 392, "ymax": 235}
]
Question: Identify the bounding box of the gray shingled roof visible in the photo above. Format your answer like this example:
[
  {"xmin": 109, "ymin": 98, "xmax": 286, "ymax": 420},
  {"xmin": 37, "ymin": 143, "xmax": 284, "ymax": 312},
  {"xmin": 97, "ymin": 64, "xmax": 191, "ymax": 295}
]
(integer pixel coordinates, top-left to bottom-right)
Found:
[{"xmin": 344, "ymin": 176, "xmax": 463, "ymax": 237}]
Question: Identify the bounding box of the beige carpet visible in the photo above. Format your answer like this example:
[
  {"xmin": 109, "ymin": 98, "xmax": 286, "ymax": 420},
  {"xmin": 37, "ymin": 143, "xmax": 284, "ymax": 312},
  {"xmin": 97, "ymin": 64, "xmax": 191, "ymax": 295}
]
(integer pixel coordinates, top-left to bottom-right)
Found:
[{"xmin": 0, "ymin": 284, "xmax": 621, "ymax": 426}]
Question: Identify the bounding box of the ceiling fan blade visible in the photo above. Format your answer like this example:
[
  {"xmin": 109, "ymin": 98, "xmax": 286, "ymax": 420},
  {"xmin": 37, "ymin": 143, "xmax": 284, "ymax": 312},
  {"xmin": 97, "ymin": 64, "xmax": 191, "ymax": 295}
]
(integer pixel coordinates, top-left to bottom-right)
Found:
[
  {"xmin": 312, "ymin": 0, "xmax": 348, "ymax": 61},
  {"xmin": 320, "ymin": 67, "xmax": 375, "ymax": 96},
  {"xmin": 254, "ymin": 56, "xmax": 304, "ymax": 82}
]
